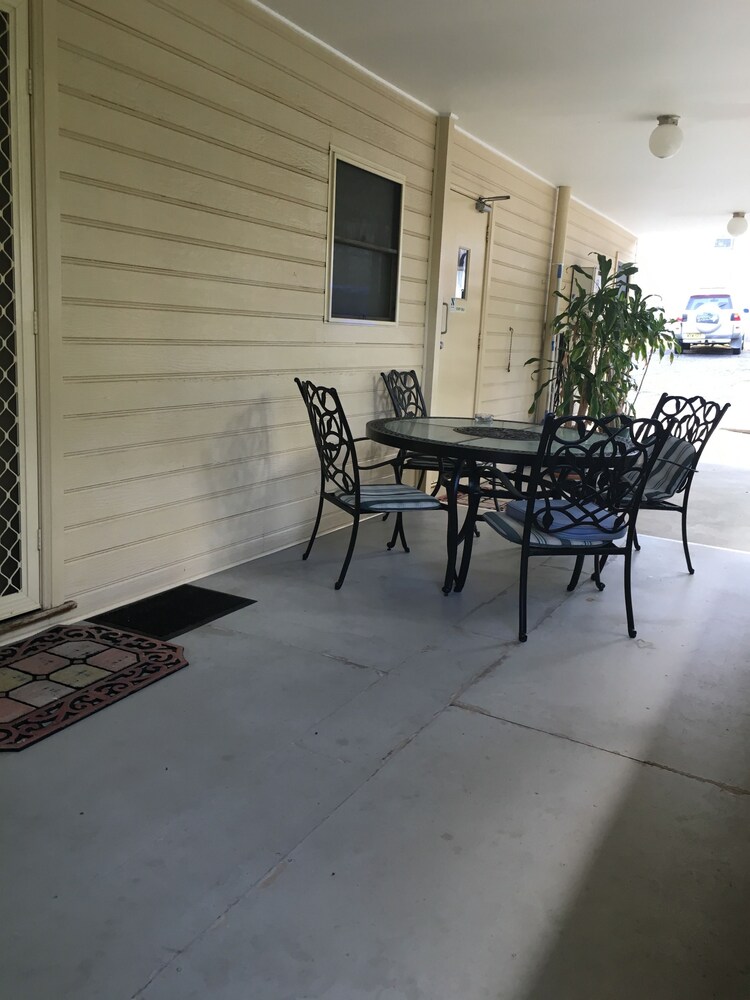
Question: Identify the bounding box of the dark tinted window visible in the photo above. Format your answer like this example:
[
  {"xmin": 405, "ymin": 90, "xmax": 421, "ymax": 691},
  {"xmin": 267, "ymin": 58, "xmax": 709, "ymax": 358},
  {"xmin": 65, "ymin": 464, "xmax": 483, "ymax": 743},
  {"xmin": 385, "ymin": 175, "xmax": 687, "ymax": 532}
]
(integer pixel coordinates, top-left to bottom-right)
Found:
[{"xmin": 331, "ymin": 159, "xmax": 402, "ymax": 322}]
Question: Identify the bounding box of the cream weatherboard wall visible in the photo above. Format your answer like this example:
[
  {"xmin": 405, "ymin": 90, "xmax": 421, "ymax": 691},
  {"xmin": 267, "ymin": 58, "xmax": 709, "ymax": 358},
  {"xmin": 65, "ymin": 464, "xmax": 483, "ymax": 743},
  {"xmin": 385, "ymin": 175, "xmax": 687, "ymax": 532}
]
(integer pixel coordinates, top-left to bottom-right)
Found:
[
  {"xmin": 564, "ymin": 199, "xmax": 638, "ymax": 289},
  {"xmin": 55, "ymin": 0, "xmax": 434, "ymax": 615}
]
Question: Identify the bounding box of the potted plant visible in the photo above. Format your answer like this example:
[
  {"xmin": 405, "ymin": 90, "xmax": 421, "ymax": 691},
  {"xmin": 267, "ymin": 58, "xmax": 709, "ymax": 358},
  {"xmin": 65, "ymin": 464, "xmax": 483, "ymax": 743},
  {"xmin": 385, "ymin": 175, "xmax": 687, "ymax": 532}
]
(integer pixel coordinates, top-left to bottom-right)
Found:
[{"xmin": 527, "ymin": 254, "xmax": 678, "ymax": 418}]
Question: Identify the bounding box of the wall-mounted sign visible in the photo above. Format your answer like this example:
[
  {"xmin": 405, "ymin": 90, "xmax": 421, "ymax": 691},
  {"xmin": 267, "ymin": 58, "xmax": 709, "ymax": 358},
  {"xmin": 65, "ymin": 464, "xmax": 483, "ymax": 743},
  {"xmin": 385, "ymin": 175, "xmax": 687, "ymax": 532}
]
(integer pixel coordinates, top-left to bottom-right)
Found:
[
  {"xmin": 715, "ymin": 238, "xmax": 733, "ymax": 248},
  {"xmin": 449, "ymin": 297, "xmax": 467, "ymax": 313}
]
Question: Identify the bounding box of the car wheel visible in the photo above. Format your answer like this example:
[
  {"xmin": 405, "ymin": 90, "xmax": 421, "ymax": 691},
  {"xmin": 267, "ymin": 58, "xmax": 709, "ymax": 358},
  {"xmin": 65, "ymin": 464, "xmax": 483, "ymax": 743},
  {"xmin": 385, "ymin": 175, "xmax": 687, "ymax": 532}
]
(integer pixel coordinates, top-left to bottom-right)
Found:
[
  {"xmin": 731, "ymin": 336, "xmax": 743, "ymax": 355},
  {"xmin": 732, "ymin": 346, "xmax": 742, "ymax": 355},
  {"xmin": 680, "ymin": 343, "xmax": 691, "ymax": 351}
]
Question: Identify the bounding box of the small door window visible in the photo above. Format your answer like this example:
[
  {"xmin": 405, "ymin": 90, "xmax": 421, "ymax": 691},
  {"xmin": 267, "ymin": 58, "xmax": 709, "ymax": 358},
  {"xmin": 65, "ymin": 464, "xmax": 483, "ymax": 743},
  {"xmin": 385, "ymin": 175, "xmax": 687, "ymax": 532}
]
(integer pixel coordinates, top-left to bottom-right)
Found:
[{"xmin": 455, "ymin": 247, "xmax": 470, "ymax": 299}]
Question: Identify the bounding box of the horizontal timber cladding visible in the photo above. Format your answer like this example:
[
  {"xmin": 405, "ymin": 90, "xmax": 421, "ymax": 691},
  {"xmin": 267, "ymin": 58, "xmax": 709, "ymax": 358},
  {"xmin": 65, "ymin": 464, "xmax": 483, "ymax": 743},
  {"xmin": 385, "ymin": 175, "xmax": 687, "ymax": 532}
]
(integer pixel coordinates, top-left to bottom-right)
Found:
[
  {"xmin": 450, "ymin": 131, "xmax": 557, "ymax": 421},
  {"xmin": 57, "ymin": 0, "xmax": 434, "ymax": 611},
  {"xmin": 564, "ymin": 199, "xmax": 638, "ymax": 287}
]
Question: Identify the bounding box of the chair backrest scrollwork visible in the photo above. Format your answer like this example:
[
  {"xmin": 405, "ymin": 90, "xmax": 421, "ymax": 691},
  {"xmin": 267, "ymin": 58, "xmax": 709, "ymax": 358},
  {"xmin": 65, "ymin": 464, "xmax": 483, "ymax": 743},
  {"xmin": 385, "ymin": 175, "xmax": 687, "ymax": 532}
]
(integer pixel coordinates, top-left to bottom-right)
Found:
[
  {"xmin": 295, "ymin": 378, "xmax": 359, "ymax": 495},
  {"xmin": 651, "ymin": 392, "xmax": 729, "ymax": 451},
  {"xmin": 648, "ymin": 393, "xmax": 730, "ymax": 497},
  {"xmin": 525, "ymin": 414, "xmax": 667, "ymax": 538},
  {"xmin": 381, "ymin": 369, "xmax": 429, "ymax": 418}
]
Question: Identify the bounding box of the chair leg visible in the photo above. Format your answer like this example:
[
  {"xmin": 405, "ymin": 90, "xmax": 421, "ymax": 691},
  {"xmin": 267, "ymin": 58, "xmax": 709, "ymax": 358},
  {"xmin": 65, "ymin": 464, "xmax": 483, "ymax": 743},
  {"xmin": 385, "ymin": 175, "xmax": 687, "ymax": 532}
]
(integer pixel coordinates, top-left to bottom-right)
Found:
[
  {"xmin": 454, "ymin": 487, "xmax": 481, "ymax": 592},
  {"xmin": 680, "ymin": 502, "xmax": 694, "ymax": 574},
  {"xmin": 633, "ymin": 527, "xmax": 641, "ymax": 552},
  {"xmin": 387, "ymin": 512, "xmax": 410, "ymax": 553},
  {"xmin": 624, "ymin": 545, "xmax": 636, "ymax": 638},
  {"xmin": 590, "ymin": 552, "xmax": 608, "ymax": 583},
  {"xmin": 443, "ymin": 466, "xmax": 462, "ymax": 594},
  {"xmin": 592, "ymin": 554, "xmax": 606, "ymax": 591},
  {"xmin": 431, "ymin": 460, "xmax": 447, "ymax": 497},
  {"xmin": 302, "ymin": 493, "xmax": 324, "ymax": 561},
  {"xmin": 567, "ymin": 554, "xmax": 585, "ymax": 592},
  {"xmin": 334, "ymin": 515, "xmax": 359, "ymax": 590},
  {"xmin": 518, "ymin": 553, "xmax": 529, "ymax": 642}
]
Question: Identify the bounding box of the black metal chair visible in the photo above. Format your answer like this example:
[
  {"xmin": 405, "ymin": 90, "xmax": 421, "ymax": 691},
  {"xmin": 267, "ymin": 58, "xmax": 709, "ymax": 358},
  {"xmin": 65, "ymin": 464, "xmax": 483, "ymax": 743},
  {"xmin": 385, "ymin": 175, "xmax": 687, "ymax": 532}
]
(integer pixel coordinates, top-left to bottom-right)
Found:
[
  {"xmin": 295, "ymin": 377, "xmax": 443, "ymax": 589},
  {"xmin": 380, "ymin": 369, "xmax": 521, "ymax": 515},
  {"xmin": 638, "ymin": 392, "xmax": 730, "ymax": 574},
  {"xmin": 480, "ymin": 413, "xmax": 667, "ymax": 642},
  {"xmin": 380, "ymin": 369, "xmax": 449, "ymax": 493}
]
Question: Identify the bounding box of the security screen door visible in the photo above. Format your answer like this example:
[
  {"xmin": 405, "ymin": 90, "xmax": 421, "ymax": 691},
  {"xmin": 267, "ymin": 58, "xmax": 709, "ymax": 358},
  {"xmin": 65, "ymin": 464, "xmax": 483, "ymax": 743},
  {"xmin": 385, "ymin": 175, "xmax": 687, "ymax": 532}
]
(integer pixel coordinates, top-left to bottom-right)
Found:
[{"xmin": 0, "ymin": 0, "xmax": 39, "ymax": 621}]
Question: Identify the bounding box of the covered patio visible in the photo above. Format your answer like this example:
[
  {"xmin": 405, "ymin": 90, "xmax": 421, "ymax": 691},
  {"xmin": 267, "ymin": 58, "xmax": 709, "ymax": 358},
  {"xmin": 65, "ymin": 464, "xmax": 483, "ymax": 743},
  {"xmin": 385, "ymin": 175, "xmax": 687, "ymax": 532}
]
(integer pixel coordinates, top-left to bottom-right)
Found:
[{"xmin": 1, "ymin": 1, "xmax": 749, "ymax": 996}]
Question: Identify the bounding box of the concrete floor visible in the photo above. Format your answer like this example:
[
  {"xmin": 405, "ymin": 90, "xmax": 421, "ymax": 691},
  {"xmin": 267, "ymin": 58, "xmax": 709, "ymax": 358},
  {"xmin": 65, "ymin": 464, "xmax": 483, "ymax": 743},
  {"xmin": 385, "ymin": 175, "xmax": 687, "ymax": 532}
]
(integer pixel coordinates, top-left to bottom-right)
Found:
[{"xmin": 2, "ymin": 510, "xmax": 749, "ymax": 999}]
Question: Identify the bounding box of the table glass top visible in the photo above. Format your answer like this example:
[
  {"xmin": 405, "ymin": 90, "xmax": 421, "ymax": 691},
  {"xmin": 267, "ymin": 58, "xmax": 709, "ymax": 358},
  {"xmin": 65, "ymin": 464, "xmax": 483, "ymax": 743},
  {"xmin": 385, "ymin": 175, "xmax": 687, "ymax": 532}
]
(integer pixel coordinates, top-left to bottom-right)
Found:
[{"xmin": 367, "ymin": 416, "xmax": 548, "ymax": 457}]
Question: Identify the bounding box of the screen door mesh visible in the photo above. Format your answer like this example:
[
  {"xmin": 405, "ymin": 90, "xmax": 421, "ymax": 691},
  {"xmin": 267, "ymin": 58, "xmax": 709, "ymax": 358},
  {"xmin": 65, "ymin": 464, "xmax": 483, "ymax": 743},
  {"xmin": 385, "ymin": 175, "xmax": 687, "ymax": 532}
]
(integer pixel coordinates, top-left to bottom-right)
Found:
[{"xmin": 0, "ymin": 11, "xmax": 22, "ymax": 597}]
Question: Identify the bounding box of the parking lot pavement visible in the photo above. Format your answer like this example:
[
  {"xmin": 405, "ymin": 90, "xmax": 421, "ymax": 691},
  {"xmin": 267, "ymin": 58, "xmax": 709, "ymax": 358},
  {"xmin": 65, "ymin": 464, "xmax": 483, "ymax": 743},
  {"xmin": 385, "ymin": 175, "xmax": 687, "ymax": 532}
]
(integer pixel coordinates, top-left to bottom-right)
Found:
[{"xmin": 634, "ymin": 346, "xmax": 750, "ymax": 432}]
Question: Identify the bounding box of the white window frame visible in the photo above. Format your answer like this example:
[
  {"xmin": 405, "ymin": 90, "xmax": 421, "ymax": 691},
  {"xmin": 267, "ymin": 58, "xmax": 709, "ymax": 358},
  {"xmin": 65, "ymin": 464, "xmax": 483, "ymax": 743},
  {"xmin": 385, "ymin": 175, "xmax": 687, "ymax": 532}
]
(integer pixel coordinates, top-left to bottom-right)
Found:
[{"xmin": 325, "ymin": 148, "xmax": 405, "ymax": 326}]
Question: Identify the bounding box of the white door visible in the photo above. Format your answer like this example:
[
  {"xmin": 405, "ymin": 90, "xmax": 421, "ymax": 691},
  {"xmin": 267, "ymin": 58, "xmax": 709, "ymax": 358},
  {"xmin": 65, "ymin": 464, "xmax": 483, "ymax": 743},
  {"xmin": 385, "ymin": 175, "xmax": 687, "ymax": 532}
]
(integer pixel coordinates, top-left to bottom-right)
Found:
[
  {"xmin": 0, "ymin": 0, "xmax": 39, "ymax": 620},
  {"xmin": 434, "ymin": 190, "xmax": 489, "ymax": 416}
]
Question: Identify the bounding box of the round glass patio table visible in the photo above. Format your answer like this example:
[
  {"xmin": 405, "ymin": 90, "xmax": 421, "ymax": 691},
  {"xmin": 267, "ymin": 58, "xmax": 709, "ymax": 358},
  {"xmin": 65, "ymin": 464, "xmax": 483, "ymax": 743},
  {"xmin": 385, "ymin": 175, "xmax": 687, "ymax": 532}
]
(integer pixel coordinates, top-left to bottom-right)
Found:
[
  {"xmin": 366, "ymin": 415, "xmax": 545, "ymax": 464},
  {"xmin": 366, "ymin": 415, "xmax": 546, "ymax": 593}
]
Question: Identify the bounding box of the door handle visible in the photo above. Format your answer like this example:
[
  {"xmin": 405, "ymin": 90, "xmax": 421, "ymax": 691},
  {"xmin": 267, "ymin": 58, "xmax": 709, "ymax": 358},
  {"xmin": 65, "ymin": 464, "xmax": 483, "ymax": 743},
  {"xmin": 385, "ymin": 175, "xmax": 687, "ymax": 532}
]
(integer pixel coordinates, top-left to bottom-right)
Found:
[{"xmin": 441, "ymin": 302, "xmax": 449, "ymax": 336}]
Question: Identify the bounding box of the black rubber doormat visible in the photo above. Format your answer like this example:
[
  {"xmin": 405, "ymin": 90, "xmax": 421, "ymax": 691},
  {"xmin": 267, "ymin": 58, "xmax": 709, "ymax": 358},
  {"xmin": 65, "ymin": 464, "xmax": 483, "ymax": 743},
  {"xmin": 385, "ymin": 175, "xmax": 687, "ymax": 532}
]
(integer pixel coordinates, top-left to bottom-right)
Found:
[{"xmin": 89, "ymin": 584, "xmax": 256, "ymax": 640}]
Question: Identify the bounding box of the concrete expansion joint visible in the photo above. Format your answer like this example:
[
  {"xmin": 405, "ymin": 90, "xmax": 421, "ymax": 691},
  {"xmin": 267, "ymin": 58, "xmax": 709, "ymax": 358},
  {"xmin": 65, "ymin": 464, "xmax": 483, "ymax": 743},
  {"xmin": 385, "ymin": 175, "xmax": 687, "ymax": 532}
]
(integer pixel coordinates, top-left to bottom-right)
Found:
[
  {"xmin": 453, "ymin": 648, "xmax": 515, "ymax": 702},
  {"xmin": 451, "ymin": 700, "xmax": 750, "ymax": 798},
  {"xmin": 321, "ymin": 651, "xmax": 385, "ymax": 674},
  {"xmin": 380, "ymin": 703, "xmax": 447, "ymax": 765}
]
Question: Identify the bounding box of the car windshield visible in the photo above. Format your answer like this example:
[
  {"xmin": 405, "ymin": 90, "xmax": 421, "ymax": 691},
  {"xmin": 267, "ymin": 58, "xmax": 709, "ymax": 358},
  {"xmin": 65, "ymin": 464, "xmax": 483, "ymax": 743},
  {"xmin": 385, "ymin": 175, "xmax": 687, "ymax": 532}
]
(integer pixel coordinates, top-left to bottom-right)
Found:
[{"xmin": 686, "ymin": 295, "xmax": 732, "ymax": 310}]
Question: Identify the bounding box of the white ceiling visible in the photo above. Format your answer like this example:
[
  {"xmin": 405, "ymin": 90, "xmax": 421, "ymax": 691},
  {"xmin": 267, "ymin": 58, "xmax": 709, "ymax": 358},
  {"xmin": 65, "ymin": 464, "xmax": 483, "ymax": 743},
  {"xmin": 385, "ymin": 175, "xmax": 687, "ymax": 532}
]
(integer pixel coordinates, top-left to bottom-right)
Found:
[{"xmin": 257, "ymin": 0, "xmax": 750, "ymax": 239}]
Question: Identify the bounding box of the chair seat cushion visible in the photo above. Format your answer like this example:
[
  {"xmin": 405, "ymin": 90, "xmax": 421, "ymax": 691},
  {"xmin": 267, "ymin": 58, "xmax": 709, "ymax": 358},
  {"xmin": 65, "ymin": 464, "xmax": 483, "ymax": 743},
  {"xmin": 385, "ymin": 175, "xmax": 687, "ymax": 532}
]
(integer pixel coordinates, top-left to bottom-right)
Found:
[
  {"xmin": 334, "ymin": 484, "xmax": 443, "ymax": 512},
  {"xmin": 483, "ymin": 498, "xmax": 626, "ymax": 547}
]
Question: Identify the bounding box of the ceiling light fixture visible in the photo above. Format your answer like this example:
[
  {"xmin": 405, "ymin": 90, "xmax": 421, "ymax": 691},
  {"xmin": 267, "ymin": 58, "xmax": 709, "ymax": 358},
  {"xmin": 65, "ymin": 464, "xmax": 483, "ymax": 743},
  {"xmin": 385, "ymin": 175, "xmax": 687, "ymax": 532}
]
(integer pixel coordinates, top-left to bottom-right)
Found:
[
  {"xmin": 648, "ymin": 114, "xmax": 683, "ymax": 159},
  {"xmin": 727, "ymin": 212, "xmax": 748, "ymax": 237}
]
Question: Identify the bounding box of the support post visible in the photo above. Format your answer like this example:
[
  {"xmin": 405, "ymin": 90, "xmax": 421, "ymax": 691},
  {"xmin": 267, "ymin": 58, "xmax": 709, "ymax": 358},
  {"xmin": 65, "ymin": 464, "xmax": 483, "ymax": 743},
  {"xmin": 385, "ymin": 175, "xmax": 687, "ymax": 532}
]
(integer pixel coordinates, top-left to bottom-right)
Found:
[
  {"xmin": 535, "ymin": 185, "xmax": 571, "ymax": 420},
  {"xmin": 422, "ymin": 113, "xmax": 456, "ymax": 412}
]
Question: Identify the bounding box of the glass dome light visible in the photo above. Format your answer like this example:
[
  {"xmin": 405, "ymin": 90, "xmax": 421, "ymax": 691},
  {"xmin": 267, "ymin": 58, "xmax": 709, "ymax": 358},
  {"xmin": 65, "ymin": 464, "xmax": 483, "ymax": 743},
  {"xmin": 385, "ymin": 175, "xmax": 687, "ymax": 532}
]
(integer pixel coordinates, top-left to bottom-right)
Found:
[
  {"xmin": 727, "ymin": 212, "xmax": 748, "ymax": 237},
  {"xmin": 648, "ymin": 114, "xmax": 683, "ymax": 159}
]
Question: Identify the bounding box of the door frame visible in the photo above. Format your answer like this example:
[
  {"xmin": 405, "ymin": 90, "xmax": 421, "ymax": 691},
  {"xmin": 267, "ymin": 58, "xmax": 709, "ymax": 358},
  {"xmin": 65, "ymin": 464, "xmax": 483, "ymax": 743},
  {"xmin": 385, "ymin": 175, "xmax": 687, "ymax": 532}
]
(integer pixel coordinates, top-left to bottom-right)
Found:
[
  {"xmin": 0, "ymin": 0, "xmax": 40, "ymax": 619},
  {"xmin": 30, "ymin": 0, "xmax": 66, "ymax": 613}
]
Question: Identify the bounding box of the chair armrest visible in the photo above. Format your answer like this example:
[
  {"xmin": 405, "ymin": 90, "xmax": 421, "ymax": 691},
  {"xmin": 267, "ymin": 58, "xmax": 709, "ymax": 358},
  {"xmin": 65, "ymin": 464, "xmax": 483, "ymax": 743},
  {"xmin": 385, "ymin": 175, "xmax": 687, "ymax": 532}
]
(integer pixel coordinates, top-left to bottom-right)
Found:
[
  {"xmin": 353, "ymin": 437, "xmax": 401, "ymax": 472},
  {"xmin": 357, "ymin": 457, "xmax": 399, "ymax": 472},
  {"xmin": 472, "ymin": 465, "xmax": 527, "ymax": 502}
]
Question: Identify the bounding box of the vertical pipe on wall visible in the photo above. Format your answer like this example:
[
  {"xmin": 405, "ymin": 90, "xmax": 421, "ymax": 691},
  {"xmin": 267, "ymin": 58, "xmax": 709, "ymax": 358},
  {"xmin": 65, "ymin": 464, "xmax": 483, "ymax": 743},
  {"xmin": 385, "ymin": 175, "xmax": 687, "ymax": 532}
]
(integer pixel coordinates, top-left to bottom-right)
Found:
[{"xmin": 535, "ymin": 185, "xmax": 571, "ymax": 420}]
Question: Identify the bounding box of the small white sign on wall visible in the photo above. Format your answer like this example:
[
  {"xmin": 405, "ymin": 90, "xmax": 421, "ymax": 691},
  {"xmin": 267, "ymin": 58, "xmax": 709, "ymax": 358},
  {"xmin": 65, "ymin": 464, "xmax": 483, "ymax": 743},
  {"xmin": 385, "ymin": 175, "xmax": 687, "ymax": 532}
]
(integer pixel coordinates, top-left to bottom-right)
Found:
[{"xmin": 449, "ymin": 297, "xmax": 467, "ymax": 313}]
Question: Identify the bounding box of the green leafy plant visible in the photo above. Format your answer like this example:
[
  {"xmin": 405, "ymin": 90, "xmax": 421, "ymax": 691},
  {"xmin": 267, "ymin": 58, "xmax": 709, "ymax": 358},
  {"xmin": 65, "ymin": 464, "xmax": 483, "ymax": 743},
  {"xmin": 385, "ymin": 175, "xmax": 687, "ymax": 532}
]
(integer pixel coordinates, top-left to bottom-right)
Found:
[{"xmin": 526, "ymin": 254, "xmax": 678, "ymax": 418}]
